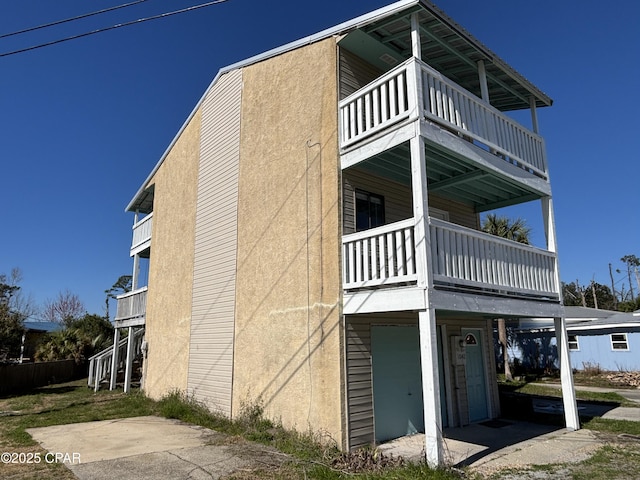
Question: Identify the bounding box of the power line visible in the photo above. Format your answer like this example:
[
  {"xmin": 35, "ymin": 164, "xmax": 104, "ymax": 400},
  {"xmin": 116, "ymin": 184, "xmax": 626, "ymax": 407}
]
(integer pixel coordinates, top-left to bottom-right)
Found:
[
  {"xmin": 0, "ymin": 0, "xmax": 229, "ymax": 58},
  {"xmin": 0, "ymin": 0, "xmax": 151, "ymax": 40}
]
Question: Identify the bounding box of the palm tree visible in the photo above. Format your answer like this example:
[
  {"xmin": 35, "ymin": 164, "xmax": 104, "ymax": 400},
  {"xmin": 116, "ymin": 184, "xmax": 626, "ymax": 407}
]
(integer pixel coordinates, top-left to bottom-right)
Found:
[
  {"xmin": 481, "ymin": 214, "xmax": 531, "ymax": 244},
  {"xmin": 481, "ymin": 214, "xmax": 531, "ymax": 381}
]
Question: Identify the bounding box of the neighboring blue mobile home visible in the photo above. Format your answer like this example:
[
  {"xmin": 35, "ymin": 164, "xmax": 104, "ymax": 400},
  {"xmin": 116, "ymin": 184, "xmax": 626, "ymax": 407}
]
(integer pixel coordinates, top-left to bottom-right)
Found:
[{"xmin": 507, "ymin": 308, "xmax": 640, "ymax": 372}]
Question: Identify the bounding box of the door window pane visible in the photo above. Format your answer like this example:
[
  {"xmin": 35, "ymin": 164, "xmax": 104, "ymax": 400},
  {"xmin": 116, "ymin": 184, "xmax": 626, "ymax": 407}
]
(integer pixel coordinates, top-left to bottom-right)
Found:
[{"xmin": 355, "ymin": 190, "xmax": 385, "ymax": 231}]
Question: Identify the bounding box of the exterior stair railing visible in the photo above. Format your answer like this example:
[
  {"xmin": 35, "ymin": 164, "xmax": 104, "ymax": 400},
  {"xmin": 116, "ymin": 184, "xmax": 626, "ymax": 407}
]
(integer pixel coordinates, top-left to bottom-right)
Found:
[{"xmin": 87, "ymin": 327, "xmax": 145, "ymax": 392}]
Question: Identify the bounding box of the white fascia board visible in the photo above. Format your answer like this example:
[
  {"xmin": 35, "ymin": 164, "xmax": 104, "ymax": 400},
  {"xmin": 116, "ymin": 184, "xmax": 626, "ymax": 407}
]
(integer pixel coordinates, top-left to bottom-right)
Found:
[{"xmin": 125, "ymin": 0, "xmax": 420, "ymax": 211}]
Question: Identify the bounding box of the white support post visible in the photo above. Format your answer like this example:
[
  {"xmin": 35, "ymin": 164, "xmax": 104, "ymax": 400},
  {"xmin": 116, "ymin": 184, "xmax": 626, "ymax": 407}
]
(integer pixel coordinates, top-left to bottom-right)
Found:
[
  {"xmin": 541, "ymin": 196, "xmax": 560, "ymax": 291},
  {"xmin": 477, "ymin": 60, "xmax": 490, "ymax": 103},
  {"xmin": 132, "ymin": 253, "xmax": 140, "ymax": 291},
  {"xmin": 543, "ymin": 196, "xmax": 578, "ymax": 429},
  {"xmin": 124, "ymin": 327, "xmax": 135, "ymax": 393},
  {"xmin": 411, "ymin": 12, "xmax": 422, "ymax": 60},
  {"xmin": 554, "ymin": 316, "xmax": 580, "ymax": 430},
  {"xmin": 109, "ymin": 328, "xmax": 120, "ymax": 390},
  {"xmin": 418, "ymin": 309, "xmax": 442, "ymax": 466},
  {"xmin": 410, "ymin": 134, "xmax": 443, "ymax": 466},
  {"xmin": 529, "ymin": 96, "xmax": 540, "ymax": 134}
]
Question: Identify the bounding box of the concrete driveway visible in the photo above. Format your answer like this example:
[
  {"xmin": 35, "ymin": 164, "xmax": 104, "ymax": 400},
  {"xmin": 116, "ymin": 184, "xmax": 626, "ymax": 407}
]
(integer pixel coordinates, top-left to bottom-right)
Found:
[{"xmin": 27, "ymin": 416, "xmax": 287, "ymax": 480}]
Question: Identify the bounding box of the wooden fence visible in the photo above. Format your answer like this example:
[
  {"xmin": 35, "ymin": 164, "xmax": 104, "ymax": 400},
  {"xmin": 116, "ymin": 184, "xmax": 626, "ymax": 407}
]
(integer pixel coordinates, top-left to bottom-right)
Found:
[{"xmin": 0, "ymin": 360, "xmax": 85, "ymax": 394}]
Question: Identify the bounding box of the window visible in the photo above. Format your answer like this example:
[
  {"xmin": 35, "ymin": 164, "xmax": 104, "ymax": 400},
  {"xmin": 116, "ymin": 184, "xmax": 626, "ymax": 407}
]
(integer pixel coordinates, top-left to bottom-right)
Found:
[
  {"xmin": 567, "ymin": 335, "xmax": 579, "ymax": 351},
  {"xmin": 429, "ymin": 207, "xmax": 449, "ymax": 221},
  {"xmin": 355, "ymin": 190, "xmax": 385, "ymax": 231},
  {"xmin": 611, "ymin": 333, "xmax": 629, "ymax": 351}
]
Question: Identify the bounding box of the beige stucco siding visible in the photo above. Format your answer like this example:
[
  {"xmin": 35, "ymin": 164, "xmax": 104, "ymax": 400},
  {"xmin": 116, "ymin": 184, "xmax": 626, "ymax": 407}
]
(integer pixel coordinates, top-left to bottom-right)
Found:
[
  {"xmin": 143, "ymin": 109, "xmax": 201, "ymax": 400},
  {"xmin": 233, "ymin": 38, "xmax": 343, "ymax": 444}
]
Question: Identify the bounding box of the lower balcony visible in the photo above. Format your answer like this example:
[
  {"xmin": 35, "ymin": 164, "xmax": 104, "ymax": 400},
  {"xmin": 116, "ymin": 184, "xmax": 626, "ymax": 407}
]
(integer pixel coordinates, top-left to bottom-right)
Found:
[
  {"xmin": 342, "ymin": 218, "xmax": 558, "ymax": 300},
  {"xmin": 114, "ymin": 287, "xmax": 147, "ymax": 327}
]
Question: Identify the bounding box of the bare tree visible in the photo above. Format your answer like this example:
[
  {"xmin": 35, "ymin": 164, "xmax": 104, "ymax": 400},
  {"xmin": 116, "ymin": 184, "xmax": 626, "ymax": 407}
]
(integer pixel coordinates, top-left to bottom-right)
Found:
[{"xmin": 42, "ymin": 290, "xmax": 85, "ymax": 327}]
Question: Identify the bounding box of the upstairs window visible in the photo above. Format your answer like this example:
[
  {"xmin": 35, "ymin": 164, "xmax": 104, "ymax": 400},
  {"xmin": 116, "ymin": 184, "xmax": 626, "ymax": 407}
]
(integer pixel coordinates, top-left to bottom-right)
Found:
[
  {"xmin": 356, "ymin": 190, "xmax": 385, "ymax": 232},
  {"xmin": 567, "ymin": 335, "xmax": 579, "ymax": 351},
  {"xmin": 611, "ymin": 333, "xmax": 629, "ymax": 351}
]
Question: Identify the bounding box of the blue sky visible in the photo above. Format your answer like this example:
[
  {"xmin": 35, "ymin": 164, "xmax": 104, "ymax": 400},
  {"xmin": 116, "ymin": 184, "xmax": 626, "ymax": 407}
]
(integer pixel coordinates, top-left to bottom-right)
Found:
[{"xmin": 1, "ymin": 0, "xmax": 638, "ymax": 317}]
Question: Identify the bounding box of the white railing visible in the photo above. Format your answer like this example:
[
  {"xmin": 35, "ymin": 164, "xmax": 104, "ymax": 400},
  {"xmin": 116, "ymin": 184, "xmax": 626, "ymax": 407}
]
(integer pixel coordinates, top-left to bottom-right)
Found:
[
  {"xmin": 338, "ymin": 58, "xmax": 547, "ymax": 177},
  {"xmin": 342, "ymin": 218, "xmax": 558, "ymax": 299},
  {"xmin": 131, "ymin": 213, "xmax": 153, "ymax": 251},
  {"xmin": 114, "ymin": 287, "xmax": 148, "ymax": 322},
  {"xmin": 420, "ymin": 61, "xmax": 547, "ymax": 177},
  {"xmin": 342, "ymin": 218, "xmax": 418, "ymax": 289},
  {"xmin": 429, "ymin": 218, "xmax": 558, "ymax": 298},
  {"xmin": 340, "ymin": 58, "xmax": 417, "ymax": 148},
  {"xmin": 87, "ymin": 328, "xmax": 145, "ymax": 392}
]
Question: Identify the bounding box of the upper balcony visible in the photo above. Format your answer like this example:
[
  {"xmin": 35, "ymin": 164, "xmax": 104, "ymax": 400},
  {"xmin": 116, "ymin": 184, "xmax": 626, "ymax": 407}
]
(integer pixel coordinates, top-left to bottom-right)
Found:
[
  {"xmin": 130, "ymin": 213, "xmax": 152, "ymax": 256},
  {"xmin": 342, "ymin": 217, "xmax": 558, "ymax": 301},
  {"xmin": 339, "ymin": 58, "xmax": 547, "ymax": 180},
  {"xmin": 114, "ymin": 286, "xmax": 147, "ymax": 328}
]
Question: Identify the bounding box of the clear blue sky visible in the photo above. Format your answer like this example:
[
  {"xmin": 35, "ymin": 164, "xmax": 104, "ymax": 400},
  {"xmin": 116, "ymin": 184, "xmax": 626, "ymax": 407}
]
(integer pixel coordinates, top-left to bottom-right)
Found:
[{"xmin": 2, "ymin": 0, "xmax": 638, "ymax": 317}]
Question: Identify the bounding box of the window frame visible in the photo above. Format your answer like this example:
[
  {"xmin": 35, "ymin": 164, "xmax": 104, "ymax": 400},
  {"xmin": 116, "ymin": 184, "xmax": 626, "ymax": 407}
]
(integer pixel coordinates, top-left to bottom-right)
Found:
[
  {"xmin": 567, "ymin": 334, "xmax": 579, "ymax": 351},
  {"xmin": 355, "ymin": 189, "xmax": 385, "ymax": 232},
  {"xmin": 610, "ymin": 333, "xmax": 629, "ymax": 351}
]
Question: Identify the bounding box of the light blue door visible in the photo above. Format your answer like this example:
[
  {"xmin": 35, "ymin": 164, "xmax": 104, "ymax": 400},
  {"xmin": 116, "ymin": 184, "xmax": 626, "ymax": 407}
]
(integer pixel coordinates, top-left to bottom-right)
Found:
[
  {"xmin": 462, "ymin": 329, "xmax": 488, "ymax": 422},
  {"xmin": 371, "ymin": 326, "xmax": 424, "ymax": 442}
]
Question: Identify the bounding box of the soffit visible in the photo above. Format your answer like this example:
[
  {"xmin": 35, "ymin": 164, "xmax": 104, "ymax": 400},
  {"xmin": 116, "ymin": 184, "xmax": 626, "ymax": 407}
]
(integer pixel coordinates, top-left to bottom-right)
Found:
[
  {"xmin": 354, "ymin": 141, "xmax": 543, "ymax": 212},
  {"xmin": 341, "ymin": 1, "xmax": 551, "ymax": 111}
]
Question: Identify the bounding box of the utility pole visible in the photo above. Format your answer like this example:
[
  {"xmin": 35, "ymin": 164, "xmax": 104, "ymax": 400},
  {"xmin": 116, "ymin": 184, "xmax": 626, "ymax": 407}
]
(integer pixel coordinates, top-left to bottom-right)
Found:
[{"xmin": 609, "ymin": 263, "xmax": 618, "ymax": 309}]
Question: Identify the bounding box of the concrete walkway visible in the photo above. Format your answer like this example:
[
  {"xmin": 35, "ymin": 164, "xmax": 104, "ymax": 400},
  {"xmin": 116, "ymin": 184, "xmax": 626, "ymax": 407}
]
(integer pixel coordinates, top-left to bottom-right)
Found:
[
  {"xmin": 27, "ymin": 416, "xmax": 287, "ymax": 480},
  {"xmin": 379, "ymin": 383, "xmax": 640, "ymax": 471},
  {"xmin": 25, "ymin": 384, "xmax": 640, "ymax": 479}
]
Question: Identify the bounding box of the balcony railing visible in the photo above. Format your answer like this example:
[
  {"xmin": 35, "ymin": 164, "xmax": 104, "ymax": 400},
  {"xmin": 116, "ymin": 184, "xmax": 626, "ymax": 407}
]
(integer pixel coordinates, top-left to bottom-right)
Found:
[
  {"xmin": 339, "ymin": 58, "xmax": 547, "ymax": 177},
  {"xmin": 131, "ymin": 213, "xmax": 153, "ymax": 252},
  {"xmin": 342, "ymin": 218, "xmax": 418, "ymax": 289},
  {"xmin": 342, "ymin": 218, "xmax": 558, "ymax": 299},
  {"xmin": 114, "ymin": 287, "xmax": 148, "ymax": 323}
]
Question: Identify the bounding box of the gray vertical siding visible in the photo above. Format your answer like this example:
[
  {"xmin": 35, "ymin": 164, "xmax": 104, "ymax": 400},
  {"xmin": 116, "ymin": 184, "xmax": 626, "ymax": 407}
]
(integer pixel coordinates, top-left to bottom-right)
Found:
[
  {"xmin": 339, "ymin": 48, "xmax": 383, "ymax": 100},
  {"xmin": 345, "ymin": 314, "xmax": 497, "ymax": 448},
  {"xmin": 342, "ymin": 168, "xmax": 479, "ymax": 234},
  {"xmin": 187, "ymin": 69, "xmax": 243, "ymax": 416},
  {"xmin": 345, "ymin": 313, "xmax": 418, "ymax": 449}
]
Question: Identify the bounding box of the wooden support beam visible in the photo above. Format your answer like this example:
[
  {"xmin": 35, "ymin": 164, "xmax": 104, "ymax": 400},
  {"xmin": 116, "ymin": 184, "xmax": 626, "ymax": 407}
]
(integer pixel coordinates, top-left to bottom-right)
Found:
[
  {"xmin": 478, "ymin": 60, "xmax": 490, "ymax": 102},
  {"xmin": 411, "ymin": 12, "xmax": 422, "ymax": 60},
  {"xmin": 530, "ymin": 96, "xmax": 540, "ymax": 134}
]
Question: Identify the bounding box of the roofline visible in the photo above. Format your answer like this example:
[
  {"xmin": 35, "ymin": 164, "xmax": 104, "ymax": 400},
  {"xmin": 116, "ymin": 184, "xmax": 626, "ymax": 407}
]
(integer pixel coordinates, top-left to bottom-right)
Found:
[
  {"xmin": 126, "ymin": 0, "xmax": 420, "ymax": 211},
  {"xmin": 126, "ymin": 0, "xmax": 551, "ymax": 210}
]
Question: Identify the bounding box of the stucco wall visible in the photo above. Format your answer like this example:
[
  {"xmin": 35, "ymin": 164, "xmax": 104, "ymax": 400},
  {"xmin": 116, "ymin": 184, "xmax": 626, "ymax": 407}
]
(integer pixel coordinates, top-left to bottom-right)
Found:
[
  {"xmin": 143, "ymin": 109, "xmax": 201, "ymax": 399},
  {"xmin": 233, "ymin": 38, "xmax": 343, "ymax": 445}
]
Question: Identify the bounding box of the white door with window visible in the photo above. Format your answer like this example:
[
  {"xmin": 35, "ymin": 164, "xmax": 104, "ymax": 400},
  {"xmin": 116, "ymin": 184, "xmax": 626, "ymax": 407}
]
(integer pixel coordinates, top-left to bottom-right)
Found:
[{"xmin": 462, "ymin": 329, "xmax": 488, "ymax": 422}]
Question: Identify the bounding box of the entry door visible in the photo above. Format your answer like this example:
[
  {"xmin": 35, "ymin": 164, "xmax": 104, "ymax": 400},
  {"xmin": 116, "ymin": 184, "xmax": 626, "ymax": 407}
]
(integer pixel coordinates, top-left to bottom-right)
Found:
[
  {"xmin": 371, "ymin": 326, "xmax": 424, "ymax": 442},
  {"xmin": 462, "ymin": 328, "xmax": 488, "ymax": 422}
]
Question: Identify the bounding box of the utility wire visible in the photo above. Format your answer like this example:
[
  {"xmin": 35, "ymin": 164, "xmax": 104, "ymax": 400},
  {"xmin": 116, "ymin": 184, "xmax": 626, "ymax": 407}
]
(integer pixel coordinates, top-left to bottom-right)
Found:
[
  {"xmin": 0, "ymin": 0, "xmax": 151, "ymax": 39},
  {"xmin": 0, "ymin": 0, "xmax": 229, "ymax": 58}
]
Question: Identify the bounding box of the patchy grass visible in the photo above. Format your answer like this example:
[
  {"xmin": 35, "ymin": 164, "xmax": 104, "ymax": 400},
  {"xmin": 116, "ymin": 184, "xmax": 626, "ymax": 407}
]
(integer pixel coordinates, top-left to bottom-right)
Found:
[
  {"xmin": 3, "ymin": 379, "xmax": 639, "ymax": 480},
  {"xmin": 583, "ymin": 417, "xmax": 640, "ymax": 437},
  {"xmin": 157, "ymin": 391, "xmax": 466, "ymax": 479}
]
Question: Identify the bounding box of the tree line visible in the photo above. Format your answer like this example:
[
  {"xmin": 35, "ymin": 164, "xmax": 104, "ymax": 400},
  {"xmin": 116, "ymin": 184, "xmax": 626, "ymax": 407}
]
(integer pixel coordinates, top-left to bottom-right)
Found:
[{"xmin": 0, "ymin": 269, "xmax": 131, "ymax": 363}]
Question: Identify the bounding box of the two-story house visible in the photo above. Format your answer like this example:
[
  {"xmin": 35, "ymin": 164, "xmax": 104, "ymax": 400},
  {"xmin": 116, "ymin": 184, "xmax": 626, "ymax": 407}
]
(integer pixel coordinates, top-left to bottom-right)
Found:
[{"xmin": 112, "ymin": 0, "xmax": 579, "ymax": 466}]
